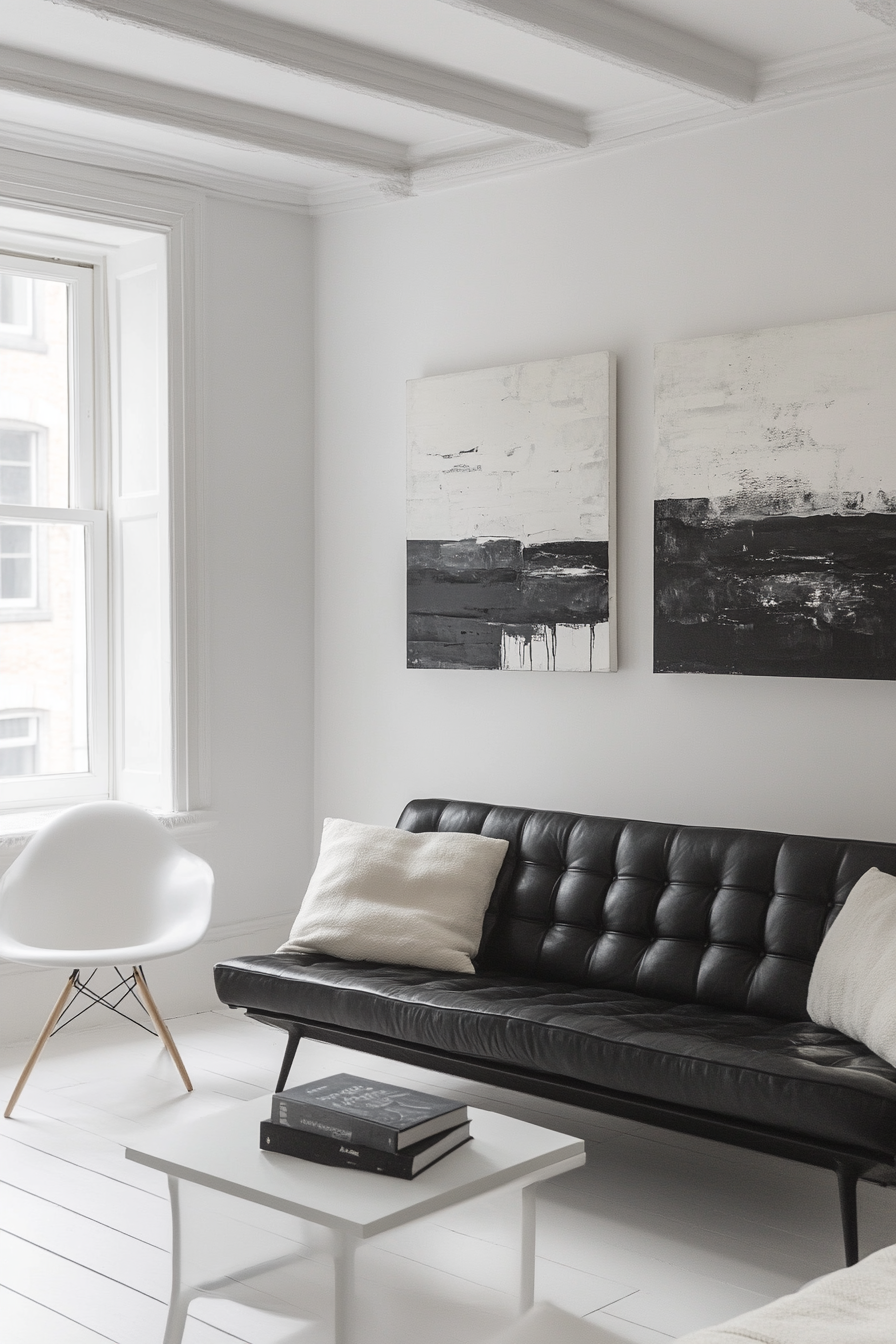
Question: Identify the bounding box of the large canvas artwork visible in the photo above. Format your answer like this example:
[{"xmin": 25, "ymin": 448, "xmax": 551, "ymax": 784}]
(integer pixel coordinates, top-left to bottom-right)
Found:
[
  {"xmin": 407, "ymin": 352, "xmax": 616, "ymax": 672},
  {"xmin": 655, "ymin": 311, "xmax": 896, "ymax": 679}
]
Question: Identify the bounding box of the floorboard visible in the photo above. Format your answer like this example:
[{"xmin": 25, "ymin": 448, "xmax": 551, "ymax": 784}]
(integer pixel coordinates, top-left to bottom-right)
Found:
[{"xmin": 1, "ymin": 1007, "xmax": 894, "ymax": 1343}]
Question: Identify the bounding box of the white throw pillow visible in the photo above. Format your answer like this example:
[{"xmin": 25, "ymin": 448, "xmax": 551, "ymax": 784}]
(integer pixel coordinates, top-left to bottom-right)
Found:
[
  {"xmin": 278, "ymin": 818, "xmax": 508, "ymax": 974},
  {"xmin": 807, "ymin": 866, "xmax": 896, "ymax": 1067}
]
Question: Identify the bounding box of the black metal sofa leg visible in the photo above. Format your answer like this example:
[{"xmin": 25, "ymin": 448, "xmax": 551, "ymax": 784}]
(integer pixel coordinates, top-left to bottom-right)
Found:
[
  {"xmin": 836, "ymin": 1162, "xmax": 861, "ymax": 1266},
  {"xmin": 275, "ymin": 1025, "xmax": 304, "ymax": 1093}
]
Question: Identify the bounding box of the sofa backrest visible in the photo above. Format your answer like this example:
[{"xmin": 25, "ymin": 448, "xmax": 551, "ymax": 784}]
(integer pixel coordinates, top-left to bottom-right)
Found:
[{"xmin": 397, "ymin": 799, "xmax": 896, "ymax": 1021}]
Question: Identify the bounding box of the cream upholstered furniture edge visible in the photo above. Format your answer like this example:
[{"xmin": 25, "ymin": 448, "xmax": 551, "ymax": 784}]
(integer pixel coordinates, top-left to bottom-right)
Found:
[
  {"xmin": 487, "ymin": 1242, "xmax": 896, "ymax": 1344},
  {"xmin": 679, "ymin": 1241, "xmax": 896, "ymax": 1342},
  {"xmin": 808, "ymin": 866, "xmax": 896, "ymax": 1068}
]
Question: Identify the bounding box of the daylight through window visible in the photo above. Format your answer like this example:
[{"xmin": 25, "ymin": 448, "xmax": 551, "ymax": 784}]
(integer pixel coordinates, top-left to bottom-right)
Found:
[{"xmin": 0, "ymin": 255, "xmax": 106, "ymax": 804}]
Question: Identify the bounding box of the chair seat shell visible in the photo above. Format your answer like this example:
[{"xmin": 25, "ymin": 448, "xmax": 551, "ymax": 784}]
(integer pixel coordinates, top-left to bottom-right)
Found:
[{"xmin": 0, "ymin": 801, "xmax": 213, "ymax": 969}]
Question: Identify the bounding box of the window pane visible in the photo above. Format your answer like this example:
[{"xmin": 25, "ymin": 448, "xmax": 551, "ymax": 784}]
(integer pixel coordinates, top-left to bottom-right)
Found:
[
  {"xmin": 0, "ymin": 429, "xmax": 34, "ymax": 461},
  {"xmin": 0, "ymin": 716, "xmax": 32, "ymax": 739},
  {"xmin": 0, "ymin": 275, "xmax": 31, "ymax": 330},
  {"xmin": 0, "ymin": 520, "xmax": 89, "ymax": 776},
  {"xmin": 1, "ymin": 558, "xmax": 32, "ymax": 601},
  {"xmin": 0, "ymin": 464, "xmax": 32, "ymax": 503},
  {"xmin": 0, "ymin": 277, "xmax": 69, "ymax": 505},
  {"xmin": 1, "ymin": 523, "xmax": 32, "ymax": 554},
  {"xmin": 0, "ymin": 523, "xmax": 34, "ymax": 602},
  {"xmin": 0, "ymin": 744, "xmax": 37, "ymax": 776}
]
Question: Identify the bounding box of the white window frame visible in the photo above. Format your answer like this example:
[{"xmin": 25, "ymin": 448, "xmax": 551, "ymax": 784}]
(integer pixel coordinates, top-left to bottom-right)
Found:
[
  {"xmin": 0, "ymin": 254, "xmax": 108, "ymax": 809},
  {"xmin": 106, "ymin": 235, "xmax": 172, "ymax": 813},
  {"xmin": 0, "ymin": 157, "xmax": 210, "ymax": 823}
]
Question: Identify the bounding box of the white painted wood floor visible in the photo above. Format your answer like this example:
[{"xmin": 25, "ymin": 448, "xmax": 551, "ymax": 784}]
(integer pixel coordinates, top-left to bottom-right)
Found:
[{"xmin": 2, "ymin": 1005, "xmax": 896, "ymax": 1344}]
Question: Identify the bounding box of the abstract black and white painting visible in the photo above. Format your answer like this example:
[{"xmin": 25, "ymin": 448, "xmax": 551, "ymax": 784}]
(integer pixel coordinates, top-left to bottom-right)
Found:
[
  {"xmin": 655, "ymin": 310, "xmax": 896, "ymax": 679},
  {"xmin": 407, "ymin": 353, "xmax": 616, "ymax": 671}
]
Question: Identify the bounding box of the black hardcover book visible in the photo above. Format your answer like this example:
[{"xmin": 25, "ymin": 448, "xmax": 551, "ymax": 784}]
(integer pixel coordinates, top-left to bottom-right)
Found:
[
  {"xmin": 260, "ymin": 1118, "xmax": 472, "ymax": 1179},
  {"xmin": 272, "ymin": 1073, "xmax": 468, "ymax": 1153}
]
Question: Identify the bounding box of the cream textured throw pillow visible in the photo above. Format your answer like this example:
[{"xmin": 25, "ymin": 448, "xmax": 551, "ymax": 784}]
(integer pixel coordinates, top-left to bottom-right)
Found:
[
  {"xmin": 677, "ymin": 1241, "xmax": 896, "ymax": 1343},
  {"xmin": 278, "ymin": 818, "xmax": 509, "ymax": 974},
  {"xmin": 807, "ymin": 866, "xmax": 896, "ymax": 1067}
]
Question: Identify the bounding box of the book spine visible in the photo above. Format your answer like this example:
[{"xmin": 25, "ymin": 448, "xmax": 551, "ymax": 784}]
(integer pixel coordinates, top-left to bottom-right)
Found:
[
  {"xmin": 272, "ymin": 1097, "xmax": 400, "ymax": 1152},
  {"xmin": 260, "ymin": 1121, "xmax": 416, "ymax": 1177}
]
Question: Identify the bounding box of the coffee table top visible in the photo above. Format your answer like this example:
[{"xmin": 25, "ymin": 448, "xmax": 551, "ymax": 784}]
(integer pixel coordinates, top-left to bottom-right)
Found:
[{"xmin": 126, "ymin": 1096, "xmax": 585, "ymax": 1237}]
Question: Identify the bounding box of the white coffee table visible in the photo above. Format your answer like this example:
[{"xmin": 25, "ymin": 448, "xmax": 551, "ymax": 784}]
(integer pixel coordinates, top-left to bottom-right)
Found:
[{"xmin": 126, "ymin": 1095, "xmax": 585, "ymax": 1344}]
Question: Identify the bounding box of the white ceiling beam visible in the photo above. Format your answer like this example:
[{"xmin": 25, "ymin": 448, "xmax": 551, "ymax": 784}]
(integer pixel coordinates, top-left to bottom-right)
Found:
[
  {"xmin": 49, "ymin": 0, "xmax": 590, "ymax": 147},
  {"xmin": 0, "ymin": 45, "xmax": 412, "ymax": 184},
  {"xmin": 437, "ymin": 0, "xmax": 758, "ymax": 106}
]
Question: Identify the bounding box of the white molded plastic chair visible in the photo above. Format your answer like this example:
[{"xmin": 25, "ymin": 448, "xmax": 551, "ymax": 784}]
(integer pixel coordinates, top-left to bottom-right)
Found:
[{"xmin": 0, "ymin": 801, "xmax": 214, "ymax": 1117}]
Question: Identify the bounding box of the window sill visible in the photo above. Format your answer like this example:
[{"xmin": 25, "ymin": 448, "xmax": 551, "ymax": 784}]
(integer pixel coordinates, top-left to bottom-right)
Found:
[
  {"xmin": 0, "ymin": 805, "xmax": 218, "ymax": 852},
  {"xmin": 0, "ymin": 607, "xmax": 53, "ymax": 623}
]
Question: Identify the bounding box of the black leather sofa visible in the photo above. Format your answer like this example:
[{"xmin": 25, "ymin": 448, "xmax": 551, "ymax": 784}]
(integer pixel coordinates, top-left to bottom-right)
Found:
[{"xmin": 215, "ymin": 798, "xmax": 896, "ymax": 1265}]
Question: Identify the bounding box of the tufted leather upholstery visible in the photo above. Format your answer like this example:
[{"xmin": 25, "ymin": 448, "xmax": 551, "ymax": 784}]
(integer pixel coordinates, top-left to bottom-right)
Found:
[
  {"xmin": 396, "ymin": 800, "xmax": 896, "ymax": 1022},
  {"xmin": 214, "ymin": 800, "xmax": 896, "ymax": 1163},
  {"xmin": 214, "ymin": 952, "xmax": 896, "ymax": 1156}
]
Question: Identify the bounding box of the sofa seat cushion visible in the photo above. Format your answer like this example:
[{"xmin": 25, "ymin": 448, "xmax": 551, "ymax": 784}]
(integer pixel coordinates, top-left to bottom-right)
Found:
[{"xmin": 214, "ymin": 953, "xmax": 896, "ymax": 1159}]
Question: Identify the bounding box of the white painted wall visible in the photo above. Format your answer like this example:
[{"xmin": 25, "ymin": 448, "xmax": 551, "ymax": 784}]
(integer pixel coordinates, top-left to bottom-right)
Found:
[
  {"xmin": 200, "ymin": 196, "xmax": 315, "ymax": 937},
  {"xmin": 315, "ymin": 85, "xmax": 896, "ymax": 846},
  {"xmin": 0, "ymin": 193, "xmax": 315, "ymax": 1043}
]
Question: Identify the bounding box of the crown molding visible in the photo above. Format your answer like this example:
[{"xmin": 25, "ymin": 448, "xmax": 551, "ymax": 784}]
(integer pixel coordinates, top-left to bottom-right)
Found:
[
  {"xmin": 436, "ymin": 0, "xmax": 757, "ymax": 106},
  {"xmin": 759, "ymin": 29, "xmax": 896, "ymax": 100},
  {"xmin": 0, "ymin": 45, "xmax": 412, "ymax": 186},
  {"xmin": 309, "ymin": 31, "xmax": 896, "ymax": 213},
  {"xmin": 0, "ymin": 118, "xmax": 319, "ymax": 209},
  {"xmin": 50, "ymin": 0, "xmax": 589, "ymax": 148}
]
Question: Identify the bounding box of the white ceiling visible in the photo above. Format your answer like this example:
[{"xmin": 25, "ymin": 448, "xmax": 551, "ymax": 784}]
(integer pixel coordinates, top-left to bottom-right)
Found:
[{"xmin": 0, "ymin": 0, "xmax": 892, "ymax": 211}]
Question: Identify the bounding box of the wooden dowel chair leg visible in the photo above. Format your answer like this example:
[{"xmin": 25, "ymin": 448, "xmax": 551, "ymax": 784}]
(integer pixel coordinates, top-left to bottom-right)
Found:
[
  {"xmin": 132, "ymin": 966, "xmax": 193, "ymax": 1093},
  {"xmin": 5, "ymin": 970, "xmax": 78, "ymax": 1118}
]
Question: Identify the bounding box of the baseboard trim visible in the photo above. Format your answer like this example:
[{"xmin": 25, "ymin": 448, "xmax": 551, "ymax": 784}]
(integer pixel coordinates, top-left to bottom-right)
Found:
[
  {"xmin": 202, "ymin": 912, "xmax": 292, "ymax": 945},
  {"xmin": 0, "ymin": 910, "xmax": 294, "ymax": 1045},
  {"xmin": 0, "ymin": 911, "xmax": 292, "ymax": 979}
]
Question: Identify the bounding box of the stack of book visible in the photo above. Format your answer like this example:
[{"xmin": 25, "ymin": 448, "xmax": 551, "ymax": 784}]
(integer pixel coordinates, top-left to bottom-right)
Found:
[{"xmin": 260, "ymin": 1072, "xmax": 471, "ymax": 1179}]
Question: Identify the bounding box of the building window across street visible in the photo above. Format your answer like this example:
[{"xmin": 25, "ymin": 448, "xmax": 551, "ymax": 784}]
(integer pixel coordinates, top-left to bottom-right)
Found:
[
  {"xmin": 0, "ymin": 274, "xmax": 34, "ymax": 336},
  {"xmin": 0, "ymin": 427, "xmax": 39, "ymax": 608},
  {"xmin": 0, "ymin": 713, "xmax": 39, "ymax": 776},
  {"xmin": 0, "ymin": 426, "xmax": 37, "ymax": 504}
]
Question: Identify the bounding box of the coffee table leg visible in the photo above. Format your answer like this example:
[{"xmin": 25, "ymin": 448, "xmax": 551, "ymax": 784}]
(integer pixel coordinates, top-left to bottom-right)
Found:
[
  {"xmin": 518, "ymin": 1184, "xmax": 537, "ymax": 1314},
  {"xmin": 333, "ymin": 1229, "xmax": 359, "ymax": 1344},
  {"xmin": 164, "ymin": 1178, "xmax": 195, "ymax": 1344}
]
